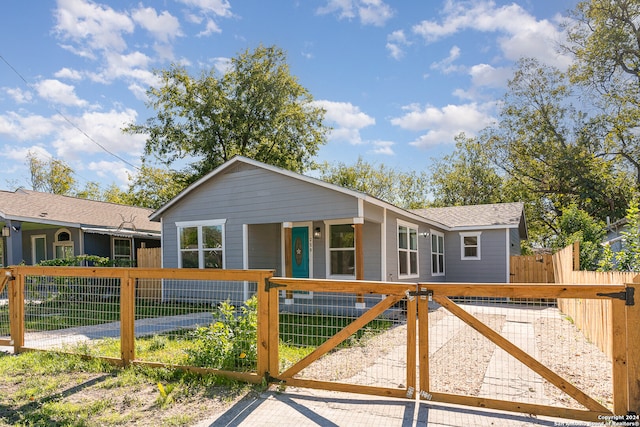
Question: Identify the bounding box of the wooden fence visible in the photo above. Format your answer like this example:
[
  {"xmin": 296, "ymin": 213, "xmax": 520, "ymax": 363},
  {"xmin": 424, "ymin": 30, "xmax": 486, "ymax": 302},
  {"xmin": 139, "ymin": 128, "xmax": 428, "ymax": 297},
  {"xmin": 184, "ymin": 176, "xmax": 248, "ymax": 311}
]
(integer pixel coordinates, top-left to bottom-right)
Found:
[
  {"xmin": 136, "ymin": 247, "xmax": 162, "ymax": 300},
  {"xmin": 553, "ymin": 244, "xmax": 638, "ymax": 361},
  {"xmin": 510, "ymin": 253, "xmax": 555, "ymax": 283}
]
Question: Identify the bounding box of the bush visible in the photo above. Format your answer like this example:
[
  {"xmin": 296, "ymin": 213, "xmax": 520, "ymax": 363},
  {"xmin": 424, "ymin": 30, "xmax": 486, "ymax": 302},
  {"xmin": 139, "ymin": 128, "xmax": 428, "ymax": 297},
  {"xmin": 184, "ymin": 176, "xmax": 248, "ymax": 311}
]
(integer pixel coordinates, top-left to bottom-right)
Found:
[{"xmin": 185, "ymin": 296, "xmax": 257, "ymax": 371}]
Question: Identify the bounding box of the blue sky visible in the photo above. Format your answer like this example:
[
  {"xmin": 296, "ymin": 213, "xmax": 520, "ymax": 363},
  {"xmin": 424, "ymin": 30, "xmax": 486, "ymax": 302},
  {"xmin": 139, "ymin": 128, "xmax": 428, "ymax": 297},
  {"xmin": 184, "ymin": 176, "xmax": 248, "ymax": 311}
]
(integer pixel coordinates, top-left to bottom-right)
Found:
[{"xmin": 0, "ymin": 0, "xmax": 578, "ymax": 192}]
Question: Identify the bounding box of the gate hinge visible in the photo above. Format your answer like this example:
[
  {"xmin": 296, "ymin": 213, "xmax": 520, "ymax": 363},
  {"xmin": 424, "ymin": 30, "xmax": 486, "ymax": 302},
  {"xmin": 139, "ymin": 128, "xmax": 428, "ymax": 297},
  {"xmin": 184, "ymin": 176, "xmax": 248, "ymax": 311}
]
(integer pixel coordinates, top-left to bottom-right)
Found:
[
  {"xmin": 596, "ymin": 287, "xmax": 635, "ymax": 306},
  {"xmin": 264, "ymin": 278, "xmax": 286, "ymax": 292},
  {"xmin": 407, "ymin": 289, "xmax": 433, "ymax": 301}
]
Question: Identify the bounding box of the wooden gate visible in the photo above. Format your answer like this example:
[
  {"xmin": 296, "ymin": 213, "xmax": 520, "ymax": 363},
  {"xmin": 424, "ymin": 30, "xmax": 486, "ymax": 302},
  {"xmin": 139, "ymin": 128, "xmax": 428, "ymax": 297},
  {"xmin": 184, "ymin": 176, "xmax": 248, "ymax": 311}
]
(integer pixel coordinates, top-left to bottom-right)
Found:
[
  {"xmin": 266, "ymin": 278, "xmax": 417, "ymax": 399},
  {"xmin": 267, "ymin": 278, "xmax": 637, "ymax": 422}
]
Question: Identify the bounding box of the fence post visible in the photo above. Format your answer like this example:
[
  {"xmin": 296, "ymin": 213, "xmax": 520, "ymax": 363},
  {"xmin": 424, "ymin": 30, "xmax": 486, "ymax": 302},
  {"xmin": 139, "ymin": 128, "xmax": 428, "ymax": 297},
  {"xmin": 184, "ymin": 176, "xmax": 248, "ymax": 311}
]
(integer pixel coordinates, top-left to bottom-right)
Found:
[
  {"xmin": 8, "ymin": 268, "xmax": 24, "ymax": 353},
  {"xmin": 628, "ymin": 277, "xmax": 640, "ymax": 414},
  {"xmin": 612, "ymin": 297, "xmax": 628, "ymax": 415},
  {"xmin": 256, "ymin": 271, "xmax": 272, "ymax": 378},
  {"xmin": 120, "ymin": 270, "xmax": 135, "ymax": 366}
]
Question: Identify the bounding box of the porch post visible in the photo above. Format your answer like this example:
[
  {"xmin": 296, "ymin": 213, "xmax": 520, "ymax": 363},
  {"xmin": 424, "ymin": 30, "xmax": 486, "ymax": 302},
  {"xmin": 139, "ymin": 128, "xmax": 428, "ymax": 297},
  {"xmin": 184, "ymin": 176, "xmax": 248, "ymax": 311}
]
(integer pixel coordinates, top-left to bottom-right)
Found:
[
  {"xmin": 354, "ymin": 218, "xmax": 365, "ymax": 309},
  {"xmin": 283, "ymin": 222, "xmax": 293, "ymax": 304}
]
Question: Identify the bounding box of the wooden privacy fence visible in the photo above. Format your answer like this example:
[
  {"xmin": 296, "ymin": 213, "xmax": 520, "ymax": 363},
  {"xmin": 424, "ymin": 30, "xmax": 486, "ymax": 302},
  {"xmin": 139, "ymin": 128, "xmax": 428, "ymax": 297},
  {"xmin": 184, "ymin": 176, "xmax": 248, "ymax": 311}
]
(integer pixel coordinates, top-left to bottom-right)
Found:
[
  {"xmin": 553, "ymin": 244, "xmax": 639, "ymax": 361},
  {"xmin": 510, "ymin": 254, "xmax": 555, "ymax": 283},
  {"xmin": 2, "ymin": 265, "xmax": 639, "ymax": 420}
]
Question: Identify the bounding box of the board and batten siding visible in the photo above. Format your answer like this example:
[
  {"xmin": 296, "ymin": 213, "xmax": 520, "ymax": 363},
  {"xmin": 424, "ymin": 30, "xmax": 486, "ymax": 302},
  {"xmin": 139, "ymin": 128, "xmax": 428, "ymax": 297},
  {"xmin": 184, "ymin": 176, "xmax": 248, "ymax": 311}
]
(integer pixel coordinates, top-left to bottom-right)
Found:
[
  {"xmin": 160, "ymin": 163, "xmax": 361, "ymax": 269},
  {"xmin": 443, "ymin": 228, "xmax": 508, "ymax": 283}
]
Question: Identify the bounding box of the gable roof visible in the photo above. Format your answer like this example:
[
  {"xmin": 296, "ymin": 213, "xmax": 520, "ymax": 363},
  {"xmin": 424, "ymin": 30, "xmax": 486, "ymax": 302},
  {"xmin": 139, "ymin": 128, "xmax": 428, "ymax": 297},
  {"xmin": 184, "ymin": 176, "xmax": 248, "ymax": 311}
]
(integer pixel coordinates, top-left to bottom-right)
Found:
[
  {"xmin": 150, "ymin": 156, "xmax": 447, "ymax": 227},
  {"xmin": 0, "ymin": 189, "xmax": 160, "ymax": 237},
  {"xmin": 412, "ymin": 202, "xmax": 528, "ymax": 237}
]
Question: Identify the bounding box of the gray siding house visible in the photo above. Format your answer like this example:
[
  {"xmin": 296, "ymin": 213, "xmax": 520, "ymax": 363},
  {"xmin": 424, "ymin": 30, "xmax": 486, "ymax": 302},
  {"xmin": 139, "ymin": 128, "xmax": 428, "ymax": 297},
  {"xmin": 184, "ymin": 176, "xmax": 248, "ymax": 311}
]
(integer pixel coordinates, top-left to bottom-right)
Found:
[
  {"xmin": 151, "ymin": 157, "xmax": 527, "ymax": 295},
  {"xmin": 0, "ymin": 189, "xmax": 161, "ymax": 266}
]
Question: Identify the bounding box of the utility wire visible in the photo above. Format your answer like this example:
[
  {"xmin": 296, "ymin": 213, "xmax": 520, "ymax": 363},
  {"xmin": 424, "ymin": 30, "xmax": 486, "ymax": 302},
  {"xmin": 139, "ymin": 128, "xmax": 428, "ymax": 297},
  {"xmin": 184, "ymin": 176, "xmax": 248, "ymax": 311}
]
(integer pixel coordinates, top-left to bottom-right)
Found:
[{"xmin": 0, "ymin": 54, "xmax": 140, "ymax": 171}]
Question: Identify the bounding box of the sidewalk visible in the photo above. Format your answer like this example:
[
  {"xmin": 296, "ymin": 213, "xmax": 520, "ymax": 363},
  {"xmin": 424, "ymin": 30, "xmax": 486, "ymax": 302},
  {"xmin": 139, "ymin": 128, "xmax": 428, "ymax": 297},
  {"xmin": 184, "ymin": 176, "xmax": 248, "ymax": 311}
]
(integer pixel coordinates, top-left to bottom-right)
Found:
[{"xmin": 196, "ymin": 386, "xmax": 568, "ymax": 427}]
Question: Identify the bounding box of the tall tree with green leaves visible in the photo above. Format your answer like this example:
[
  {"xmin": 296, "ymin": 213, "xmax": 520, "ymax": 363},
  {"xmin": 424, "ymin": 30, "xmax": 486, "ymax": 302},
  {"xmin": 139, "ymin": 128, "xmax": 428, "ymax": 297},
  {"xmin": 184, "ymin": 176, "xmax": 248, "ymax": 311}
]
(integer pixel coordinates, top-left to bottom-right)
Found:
[
  {"xmin": 429, "ymin": 133, "xmax": 505, "ymax": 207},
  {"xmin": 565, "ymin": 0, "xmax": 640, "ymax": 187},
  {"xmin": 482, "ymin": 58, "xmax": 632, "ymax": 246},
  {"xmin": 124, "ymin": 45, "xmax": 329, "ymax": 182},
  {"xmin": 551, "ymin": 204, "xmax": 606, "ymax": 270},
  {"xmin": 27, "ymin": 151, "xmax": 76, "ymax": 195},
  {"xmin": 318, "ymin": 157, "xmax": 429, "ymax": 209}
]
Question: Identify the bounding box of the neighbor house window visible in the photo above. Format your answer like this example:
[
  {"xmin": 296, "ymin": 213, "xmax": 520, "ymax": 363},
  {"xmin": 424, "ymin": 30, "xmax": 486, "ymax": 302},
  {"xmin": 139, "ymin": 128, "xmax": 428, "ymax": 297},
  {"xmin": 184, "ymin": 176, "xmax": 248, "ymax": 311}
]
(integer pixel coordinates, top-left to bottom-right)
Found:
[
  {"xmin": 113, "ymin": 238, "xmax": 132, "ymax": 263},
  {"xmin": 328, "ymin": 223, "xmax": 355, "ymax": 277},
  {"xmin": 177, "ymin": 220, "xmax": 225, "ymax": 269},
  {"xmin": 431, "ymin": 230, "xmax": 444, "ymax": 276},
  {"xmin": 398, "ymin": 221, "xmax": 418, "ymax": 278},
  {"xmin": 54, "ymin": 229, "xmax": 74, "ymax": 259},
  {"xmin": 32, "ymin": 235, "xmax": 47, "ymax": 264},
  {"xmin": 460, "ymin": 232, "xmax": 481, "ymax": 260}
]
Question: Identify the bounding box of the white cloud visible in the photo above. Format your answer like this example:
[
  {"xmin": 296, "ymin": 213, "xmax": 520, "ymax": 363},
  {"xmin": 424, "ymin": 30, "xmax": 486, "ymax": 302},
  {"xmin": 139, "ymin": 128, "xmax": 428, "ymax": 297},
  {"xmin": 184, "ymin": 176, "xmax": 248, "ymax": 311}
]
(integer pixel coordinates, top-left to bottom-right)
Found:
[
  {"xmin": 131, "ymin": 6, "xmax": 182, "ymax": 43},
  {"xmin": 313, "ymin": 100, "xmax": 375, "ymax": 145},
  {"xmin": 430, "ymin": 45, "xmax": 462, "ymax": 74},
  {"xmin": 54, "ymin": 67, "xmax": 83, "ymax": 80},
  {"xmin": 372, "ymin": 140, "xmax": 394, "ymax": 155},
  {"xmin": 317, "ymin": 0, "xmax": 393, "ymax": 26},
  {"xmin": 87, "ymin": 160, "xmax": 133, "ymax": 184},
  {"xmin": 386, "ymin": 30, "xmax": 410, "ymax": 60},
  {"xmin": 411, "ymin": 0, "xmax": 570, "ymax": 68},
  {"xmin": 52, "ymin": 109, "xmax": 146, "ymax": 160},
  {"xmin": 4, "ymin": 87, "xmax": 33, "ymax": 104},
  {"xmin": 0, "ymin": 112, "xmax": 60, "ymax": 141},
  {"xmin": 178, "ymin": 0, "xmax": 233, "ymax": 35},
  {"xmin": 391, "ymin": 102, "xmax": 495, "ymax": 148},
  {"xmin": 34, "ymin": 79, "xmax": 88, "ymax": 107},
  {"xmin": 54, "ymin": 0, "xmax": 134, "ymax": 54},
  {"xmin": 468, "ymin": 63, "xmax": 511, "ymax": 88}
]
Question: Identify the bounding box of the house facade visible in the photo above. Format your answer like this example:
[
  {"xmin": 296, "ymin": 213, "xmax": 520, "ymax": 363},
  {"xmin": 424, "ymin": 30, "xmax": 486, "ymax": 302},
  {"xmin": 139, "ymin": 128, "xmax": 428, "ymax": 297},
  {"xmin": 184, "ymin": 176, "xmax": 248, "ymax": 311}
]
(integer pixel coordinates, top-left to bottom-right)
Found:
[
  {"xmin": 0, "ymin": 189, "xmax": 161, "ymax": 266},
  {"xmin": 150, "ymin": 157, "xmax": 527, "ymax": 292}
]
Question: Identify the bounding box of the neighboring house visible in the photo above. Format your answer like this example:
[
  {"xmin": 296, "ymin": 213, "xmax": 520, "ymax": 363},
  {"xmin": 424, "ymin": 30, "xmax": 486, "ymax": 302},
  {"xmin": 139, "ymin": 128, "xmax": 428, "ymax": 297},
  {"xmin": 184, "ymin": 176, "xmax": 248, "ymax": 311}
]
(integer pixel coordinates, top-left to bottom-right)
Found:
[
  {"xmin": 0, "ymin": 189, "xmax": 161, "ymax": 266},
  {"xmin": 604, "ymin": 217, "xmax": 627, "ymax": 253},
  {"xmin": 150, "ymin": 156, "xmax": 527, "ymax": 298}
]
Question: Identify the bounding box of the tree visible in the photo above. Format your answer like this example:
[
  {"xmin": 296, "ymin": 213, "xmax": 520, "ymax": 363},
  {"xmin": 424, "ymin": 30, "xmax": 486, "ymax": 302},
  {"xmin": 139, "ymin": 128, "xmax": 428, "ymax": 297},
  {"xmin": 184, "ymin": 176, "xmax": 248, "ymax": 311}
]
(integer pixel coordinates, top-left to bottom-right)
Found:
[
  {"xmin": 429, "ymin": 133, "xmax": 505, "ymax": 207},
  {"xmin": 124, "ymin": 45, "xmax": 329, "ymax": 182},
  {"xmin": 551, "ymin": 204, "xmax": 606, "ymax": 270},
  {"xmin": 122, "ymin": 164, "xmax": 186, "ymax": 210},
  {"xmin": 318, "ymin": 157, "xmax": 429, "ymax": 209},
  {"xmin": 482, "ymin": 58, "xmax": 632, "ymax": 246},
  {"xmin": 565, "ymin": 0, "xmax": 640, "ymax": 187},
  {"xmin": 27, "ymin": 151, "xmax": 76, "ymax": 195},
  {"xmin": 601, "ymin": 199, "xmax": 640, "ymax": 271}
]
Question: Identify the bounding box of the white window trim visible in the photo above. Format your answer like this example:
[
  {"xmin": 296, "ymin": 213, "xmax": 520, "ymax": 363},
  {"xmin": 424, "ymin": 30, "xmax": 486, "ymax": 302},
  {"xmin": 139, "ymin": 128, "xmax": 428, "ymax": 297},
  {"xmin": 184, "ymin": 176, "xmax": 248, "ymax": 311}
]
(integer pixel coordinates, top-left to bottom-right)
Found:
[
  {"xmin": 397, "ymin": 220, "xmax": 419, "ymax": 279},
  {"xmin": 324, "ymin": 219, "xmax": 356, "ymax": 279},
  {"xmin": 460, "ymin": 231, "xmax": 482, "ymax": 260},
  {"xmin": 431, "ymin": 229, "xmax": 445, "ymax": 276},
  {"xmin": 32, "ymin": 234, "xmax": 47, "ymax": 264},
  {"xmin": 54, "ymin": 228, "xmax": 74, "ymax": 259},
  {"xmin": 112, "ymin": 237, "xmax": 133, "ymax": 260},
  {"xmin": 176, "ymin": 219, "xmax": 226, "ymax": 269}
]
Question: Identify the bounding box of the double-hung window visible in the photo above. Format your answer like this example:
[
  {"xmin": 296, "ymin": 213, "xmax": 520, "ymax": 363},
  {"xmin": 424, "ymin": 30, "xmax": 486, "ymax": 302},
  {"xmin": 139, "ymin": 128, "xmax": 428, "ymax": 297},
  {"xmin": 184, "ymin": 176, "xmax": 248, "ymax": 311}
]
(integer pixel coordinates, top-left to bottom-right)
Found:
[
  {"xmin": 177, "ymin": 220, "xmax": 225, "ymax": 269},
  {"xmin": 113, "ymin": 238, "xmax": 133, "ymax": 265},
  {"xmin": 431, "ymin": 230, "xmax": 445, "ymax": 276},
  {"xmin": 54, "ymin": 229, "xmax": 74, "ymax": 259},
  {"xmin": 328, "ymin": 223, "xmax": 355, "ymax": 277},
  {"xmin": 398, "ymin": 221, "xmax": 418, "ymax": 278},
  {"xmin": 460, "ymin": 232, "xmax": 481, "ymax": 260}
]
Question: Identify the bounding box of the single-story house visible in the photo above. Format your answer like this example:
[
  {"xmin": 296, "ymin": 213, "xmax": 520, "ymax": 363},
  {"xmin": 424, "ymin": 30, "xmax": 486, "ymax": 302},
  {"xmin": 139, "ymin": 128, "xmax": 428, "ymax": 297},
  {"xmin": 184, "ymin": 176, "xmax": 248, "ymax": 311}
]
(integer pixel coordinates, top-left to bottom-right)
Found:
[
  {"xmin": 150, "ymin": 156, "xmax": 527, "ymax": 297},
  {"xmin": 0, "ymin": 189, "xmax": 161, "ymax": 266}
]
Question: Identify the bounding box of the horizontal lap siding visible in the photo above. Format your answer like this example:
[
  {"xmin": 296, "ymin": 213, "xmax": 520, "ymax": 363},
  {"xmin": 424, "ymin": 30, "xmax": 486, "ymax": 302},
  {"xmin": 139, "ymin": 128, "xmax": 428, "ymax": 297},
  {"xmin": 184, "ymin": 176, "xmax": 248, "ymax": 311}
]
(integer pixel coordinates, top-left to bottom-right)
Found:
[
  {"xmin": 444, "ymin": 229, "xmax": 507, "ymax": 283},
  {"xmin": 161, "ymin": 165, "xmax": 360, "ymax": 268}
]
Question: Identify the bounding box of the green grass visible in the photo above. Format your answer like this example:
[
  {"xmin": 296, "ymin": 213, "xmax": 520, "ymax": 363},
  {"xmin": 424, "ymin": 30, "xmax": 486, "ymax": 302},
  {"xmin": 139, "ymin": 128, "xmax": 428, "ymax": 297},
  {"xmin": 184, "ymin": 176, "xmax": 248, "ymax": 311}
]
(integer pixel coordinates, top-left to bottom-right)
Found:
[{"xmin": 0, "ymin": 351, "xmax": 255, "ymax": 427}]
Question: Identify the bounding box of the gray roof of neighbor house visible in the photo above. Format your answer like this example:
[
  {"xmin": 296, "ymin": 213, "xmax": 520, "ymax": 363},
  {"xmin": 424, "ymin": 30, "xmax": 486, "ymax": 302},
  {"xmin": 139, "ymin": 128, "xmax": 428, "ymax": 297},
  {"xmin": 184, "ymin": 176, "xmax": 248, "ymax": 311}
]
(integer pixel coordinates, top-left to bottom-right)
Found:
[
  {"xmin": 0, "ymin": 189, "xmax": 161, "ymax": 238},
  {"xmin": 412, "ymin": 202, "xmax": 528, "ymax": 238}
]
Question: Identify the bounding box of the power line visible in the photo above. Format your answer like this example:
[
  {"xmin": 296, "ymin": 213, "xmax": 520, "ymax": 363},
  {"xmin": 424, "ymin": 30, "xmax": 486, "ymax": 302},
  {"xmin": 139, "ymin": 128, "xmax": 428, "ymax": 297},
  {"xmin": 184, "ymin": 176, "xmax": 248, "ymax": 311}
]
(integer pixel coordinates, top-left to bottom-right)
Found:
[{"xmin": 0, "ymin": 54, "xmax": 140, "ymax": 171}]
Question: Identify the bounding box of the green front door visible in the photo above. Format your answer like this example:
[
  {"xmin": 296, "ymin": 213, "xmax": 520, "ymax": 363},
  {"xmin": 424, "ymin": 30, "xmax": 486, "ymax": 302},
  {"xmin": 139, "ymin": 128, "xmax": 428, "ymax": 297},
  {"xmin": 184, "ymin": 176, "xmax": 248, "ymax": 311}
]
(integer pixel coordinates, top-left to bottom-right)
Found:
[{"xmin": 291, "ymin": 226, "xmax": 309, "ymax": 278}]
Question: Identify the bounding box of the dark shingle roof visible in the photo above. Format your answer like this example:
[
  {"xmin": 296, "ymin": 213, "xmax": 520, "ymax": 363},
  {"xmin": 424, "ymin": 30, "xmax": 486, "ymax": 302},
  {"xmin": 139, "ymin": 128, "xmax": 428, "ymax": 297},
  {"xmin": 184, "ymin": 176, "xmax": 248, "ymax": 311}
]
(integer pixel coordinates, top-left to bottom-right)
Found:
[
  {"xmin": 411, "ymin": 202, "xmax": 525, "ymax": 229},
  {"xmin": 0, "ymin": 189, "xmax": 160, "ymax": 234}
]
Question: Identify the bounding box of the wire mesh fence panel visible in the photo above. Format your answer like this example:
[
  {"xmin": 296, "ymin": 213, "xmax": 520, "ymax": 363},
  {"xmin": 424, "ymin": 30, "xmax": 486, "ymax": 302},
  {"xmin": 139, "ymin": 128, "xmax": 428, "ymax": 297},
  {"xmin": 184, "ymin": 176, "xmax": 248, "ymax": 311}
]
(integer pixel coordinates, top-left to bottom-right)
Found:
[
  {"xmin": 428, "ymin": 296, "xmax": 613, "ymax": 411},
  {"xmin": 133, "ymin": 278, "xmax": 259, "ymax": 372},
  {"xmin": 22, "ymin": 275, "xmax": 122, "ymax": 356},
  {"xmin": 278, "ymin": 291, "xmax": 410, "ymax": 390},
  {"xmin": 0, "ymin": 283, "xmax": 8, "ymax": 339}
]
